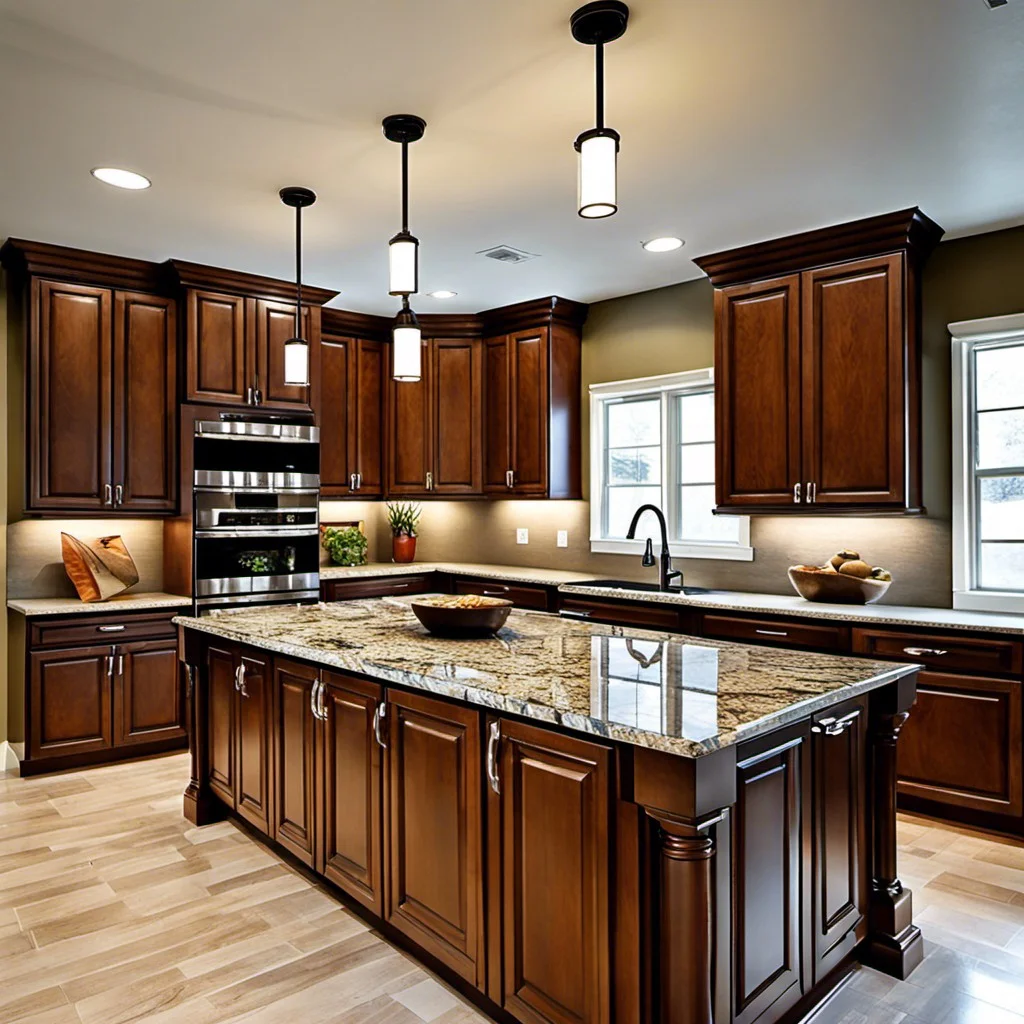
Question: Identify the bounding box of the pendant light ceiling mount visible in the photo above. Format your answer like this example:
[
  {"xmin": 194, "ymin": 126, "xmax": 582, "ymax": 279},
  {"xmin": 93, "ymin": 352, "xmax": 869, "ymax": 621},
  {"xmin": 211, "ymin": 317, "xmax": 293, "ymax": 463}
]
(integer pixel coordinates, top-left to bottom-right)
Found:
[
  {"xmin": 382, "ymin": 114, "xmax": 426, "ymax": 145},
  {"xmin": 278, "ymin": 186, "xmax": 317, "ymax": 388},
  {"xmin": 571, "ymin": 1, "xmax": 629, "ymax": 220}
]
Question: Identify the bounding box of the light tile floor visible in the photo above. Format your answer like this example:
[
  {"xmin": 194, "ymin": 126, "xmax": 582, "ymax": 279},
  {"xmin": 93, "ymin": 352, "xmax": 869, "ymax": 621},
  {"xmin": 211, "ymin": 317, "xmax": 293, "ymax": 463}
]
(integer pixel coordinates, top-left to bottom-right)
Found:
[{"xmin": 2, "ymin": 753, "xmax": 1023, "ymax": 1023}]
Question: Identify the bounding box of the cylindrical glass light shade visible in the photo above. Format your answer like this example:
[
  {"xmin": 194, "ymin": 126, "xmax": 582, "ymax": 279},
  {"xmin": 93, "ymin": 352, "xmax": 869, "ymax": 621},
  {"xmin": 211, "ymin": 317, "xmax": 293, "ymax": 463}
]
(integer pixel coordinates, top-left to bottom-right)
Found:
[
  {"xmin": 575, "ymin": 128, "xmax": 619, "ymax": 219},
  {"xmin": 392, "ymin": 308, "xmax": 422, "ymax": 382},
  {"xmin": 283, "ymin": 337, "xmax": 309, "ymax": 386},
  {"xmin": 389, "ymin": 231, "xmax": 419, "ymax": 295}
]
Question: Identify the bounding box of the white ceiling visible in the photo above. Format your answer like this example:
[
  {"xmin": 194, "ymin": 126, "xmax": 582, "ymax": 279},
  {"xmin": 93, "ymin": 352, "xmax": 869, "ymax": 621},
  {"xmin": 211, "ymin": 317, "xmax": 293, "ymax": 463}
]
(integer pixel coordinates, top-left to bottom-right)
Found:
[{"xmin": 0, "ymin": 0, "xmax": 1022, "ymax": 315}]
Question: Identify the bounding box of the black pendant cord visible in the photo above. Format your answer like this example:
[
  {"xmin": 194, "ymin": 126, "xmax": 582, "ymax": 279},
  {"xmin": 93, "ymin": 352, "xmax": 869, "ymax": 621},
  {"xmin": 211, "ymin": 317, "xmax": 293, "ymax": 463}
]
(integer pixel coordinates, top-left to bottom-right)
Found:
[
  {"xmin": 595, "ymin": 41, "xmax": 605, "ymax": 130},
  {"xmin": 295, "ymin": 203, "xmax": 303, "ymax": 337},
  {"xmin": 401, "ymin": 141, "xmax": 410, "ymax": 234}
]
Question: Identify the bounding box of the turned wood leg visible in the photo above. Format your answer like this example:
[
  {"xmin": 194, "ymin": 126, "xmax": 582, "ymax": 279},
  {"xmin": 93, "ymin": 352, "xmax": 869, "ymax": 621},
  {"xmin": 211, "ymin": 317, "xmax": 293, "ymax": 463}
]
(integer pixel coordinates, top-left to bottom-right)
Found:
[
  {"xmin": 182, "ymin": 661, "xmax": 223, "ymax": 826},
  {"xmin": 863, "ymin": 709, "xmax": 923, "ymax": 979},
  {"xmin": 648, "ymin": 812, "xmax": 718, "ymax": 1024}
]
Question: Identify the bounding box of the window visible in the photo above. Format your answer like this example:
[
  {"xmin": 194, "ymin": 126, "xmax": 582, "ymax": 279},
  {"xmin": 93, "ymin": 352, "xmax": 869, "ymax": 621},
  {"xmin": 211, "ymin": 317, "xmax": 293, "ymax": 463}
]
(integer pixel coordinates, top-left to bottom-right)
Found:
[
  {"xmin": 951, "ymin": 314, "xmax": 1024, "ymax": 614},
  {"xmin": 590, "ymin": 370, "xmax": 753, "ymax": 560}
]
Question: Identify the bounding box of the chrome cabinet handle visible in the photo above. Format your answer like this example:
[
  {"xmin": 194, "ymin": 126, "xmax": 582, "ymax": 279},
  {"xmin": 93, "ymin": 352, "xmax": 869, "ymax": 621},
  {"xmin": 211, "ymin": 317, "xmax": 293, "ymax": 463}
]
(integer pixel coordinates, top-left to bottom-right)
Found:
[
  {"xmin": 482, "ymin": 589, "xmax": 509, "ymax": 597},
  {"xmin": 559, "ymin": 609, "xmax": 592, "ymax": 619},
  {"xmin": 809, "ymin": 481, "xmax": 817, "ymax": 504},
  {"xmin": 356, "ymin": 472, "xmax": 362, "ymax": 490},
  {"xmin": 425, "ymin": 471, "xmax": 433, "ymax": 491},
  {"xmin": 487, "ymin": 720, "xmax": 501, "ymax": 795},
  {"xmin": 755, "ymin": 629, "xmax": 789, "ymax": 637},
  {"xmin": 309, "ymin": 679, "xmax": 319, "ymax": 719},
  {"xmin": 117, "ymin": 653, "xmax": 124, "ymax": 677},
  {"xmin": 115, "ymin": 484, "xmax": 123, "ymax": 506},
  {"xmin": 97, "ymin": 625, "xmax": 126, "ymax": 633},
  {"xmin": 234, "ymin": 664, "xmax": 244, "ymax": 693},
  {"xmin": 316, "ymin": 679, "xmax": 327, "ymax": 721},
  {"xmin": 350, "ymin": 473, "xmax": 357, "ymax": 490},
  {"xmin": 253, "ymin": 388, "xmax": 263, "ymax": 406},
  {"xmin": 902, "ymin": 647, "xmax": 948, "ymax": 657},
  {"xmin": 238, "ymin": 668, "xmax": 249, "ymax": 699},
  {"xmin": 246, "ymin": 386, "xmax": 254, "ymax": 406},
  {"xmin": 793, "ymin": 482, "xmax": 802, "ymax": 504},
  {"xmin": 812, "ymin": 709, "xmax": 861, "ymax": 737},
  {"xmin": 506, "ymin": 469, "xmax": 514, "ymax": 489},
  {"xmin": 373, "ymin": 702, "xmax": 387, "ymax": 748},
  {"xmin": 106, "ymin": 653, "xmax": 115, "ymax": 680},
  {"xmin": 104, "ymin": 483, "xmax": 113, "ymax": 505}
]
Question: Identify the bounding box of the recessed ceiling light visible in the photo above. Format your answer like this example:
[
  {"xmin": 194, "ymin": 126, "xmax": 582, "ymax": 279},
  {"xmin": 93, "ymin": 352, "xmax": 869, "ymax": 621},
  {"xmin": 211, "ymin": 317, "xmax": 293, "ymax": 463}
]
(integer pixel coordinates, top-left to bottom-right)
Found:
[
  {"xmin": 642, "ymin": 236, "xmax": 685, "ymax": 253},
  {"xmin": 91, "ymin": 167, "xmax": 151, "ymax": 190},
  {"xmin": 428, "ymin": 290, "xmax": 458, "ymax": 299}
]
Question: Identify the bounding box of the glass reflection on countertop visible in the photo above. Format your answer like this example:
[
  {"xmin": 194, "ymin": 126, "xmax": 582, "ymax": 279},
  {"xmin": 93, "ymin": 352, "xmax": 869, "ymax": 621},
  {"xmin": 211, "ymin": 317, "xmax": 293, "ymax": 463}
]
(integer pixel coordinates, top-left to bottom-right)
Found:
[{"xmin": 590, "ymin": 636, "xmax": 719, "ymax": 743}]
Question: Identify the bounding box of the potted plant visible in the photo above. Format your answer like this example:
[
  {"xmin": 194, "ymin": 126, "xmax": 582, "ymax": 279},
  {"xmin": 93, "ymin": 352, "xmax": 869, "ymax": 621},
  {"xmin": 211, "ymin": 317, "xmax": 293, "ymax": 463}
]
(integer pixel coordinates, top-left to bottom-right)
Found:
[
  {"xmin": 386, "ymin": 502, "xmax": 421, "ymax": 563},
  {"xmin": 320, "ymin": 525, "xmax": 368, "ymax": 567}
]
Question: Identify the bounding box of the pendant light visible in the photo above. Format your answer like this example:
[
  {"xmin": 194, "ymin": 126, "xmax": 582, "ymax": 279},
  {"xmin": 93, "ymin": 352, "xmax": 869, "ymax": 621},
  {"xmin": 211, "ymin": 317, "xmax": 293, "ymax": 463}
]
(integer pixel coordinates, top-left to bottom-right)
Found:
[
  {"xmin": 383, "ymin": 114, "xmax": 427, "ymax": 382},
  {"xmin": 279, "ymin": 186, "xmax": 317, "ymax": 386},
  {"xmin": 571, "ymin": 1, "xmax": 629, "ymax": 219}
]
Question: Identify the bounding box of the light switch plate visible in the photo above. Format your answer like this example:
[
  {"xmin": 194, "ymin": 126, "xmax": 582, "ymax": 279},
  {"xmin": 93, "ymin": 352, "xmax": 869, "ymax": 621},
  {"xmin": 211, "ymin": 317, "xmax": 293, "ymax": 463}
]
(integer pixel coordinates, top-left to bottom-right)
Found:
[
  {"xmin": 516, "ymin": 528, "xmax": 529, "ymax": 545},
  {"xmin": 556, "ymin": 530, "xmax": 568, "ymax": 548}
]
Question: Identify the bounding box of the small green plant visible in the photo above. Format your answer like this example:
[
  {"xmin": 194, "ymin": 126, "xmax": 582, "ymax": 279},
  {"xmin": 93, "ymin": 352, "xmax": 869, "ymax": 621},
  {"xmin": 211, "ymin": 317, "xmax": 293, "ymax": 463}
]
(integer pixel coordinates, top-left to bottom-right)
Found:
[
  {"xmin": 321, "ymin": 526, "xmax": 368, "ymax": 567},
  {"xmin": 386, "ymin": 502, "xmax": 421, "ymax": 537}
]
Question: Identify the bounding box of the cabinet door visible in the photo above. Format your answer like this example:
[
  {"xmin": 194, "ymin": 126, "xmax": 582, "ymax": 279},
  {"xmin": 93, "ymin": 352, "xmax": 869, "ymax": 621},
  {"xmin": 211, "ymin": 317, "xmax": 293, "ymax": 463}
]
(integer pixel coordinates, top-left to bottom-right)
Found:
[
  {"xmin": 112, "ymin": 291, "xmax": 177, "ymax": 512},
  {"xmin": 732, "ymin": 734, "xmax": 805, "ymax": 1024},
  {"xmin": 387, "ymin": 338, "xmax": 433, "ymax": 496},
  {"xmin": 236, "ymin": 651, "xmax": 273, "ymax": 834},
  {"xmin": 113, "ymin": 640, "xmax": 186, "ymax": 747},
  {"xmin": 509, "ymin": 329, "xmax": 549, "ymax": 495},
  {"xmin": 714, "ymin": 275, "xmax": 802, "ymax": 509},
  {"xmin": 497, "ymin": 720, "xmax": 611, "ymax": 1024},
  {"xmin": 431, "ymin": 338, "xmax": 482, "ymax": 495},
  {"xmin": 897, "ymin": 672, "xmax": 1022, "ymax": 817},
  {"xmin": 320, "ymin": 672, "xmax": 384, "ymax": 915},
  {"xmin": 29, "ymin": 280, "xmax": 113, "ymax": 510},
  {"xmin": 318, "ymin": 334, "xmax": 355, "ymax": 496},
  {"xmin": 256, "ymin": 298, "xmax": 316, "ymax": 409},
  {"xmin": 273, "ymin": 659, "xmax": 318, "ymax": 866},
  {"xmin": 483, "ymin": 335, "xmax": 513, "ymax": 494},
  {"xmin": 206, "ymin": 644, "xmax": 237, "ymax": 807},
  {"xmin": 811, "ymin": 699, "xmax": 868, "ymax": 981},
  {"xmin": 186, "ymin": 290, "xmax": 247, "ymax": 404},
  {"xmin": 28, "ymin": 646, "xmax": 113, "ymax": 759},
  {"xmin": 386, "ymin": 690, "xmax": 483, "ymax": 985},
  {"xmin": 353, "ymin": 339, "xmax": 385, "ymax": 497},
  {"xmin": 801, "ymin": 254, "xmax": 906, "ymax": 506}
]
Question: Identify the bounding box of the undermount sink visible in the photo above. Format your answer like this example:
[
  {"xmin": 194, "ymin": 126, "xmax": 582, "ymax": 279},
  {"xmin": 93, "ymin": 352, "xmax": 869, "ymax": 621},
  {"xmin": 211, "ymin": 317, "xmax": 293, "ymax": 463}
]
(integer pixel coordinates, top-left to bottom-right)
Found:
[{"xmin": 575, "ymin": 579, "xmax": 719, "ymax": 596}]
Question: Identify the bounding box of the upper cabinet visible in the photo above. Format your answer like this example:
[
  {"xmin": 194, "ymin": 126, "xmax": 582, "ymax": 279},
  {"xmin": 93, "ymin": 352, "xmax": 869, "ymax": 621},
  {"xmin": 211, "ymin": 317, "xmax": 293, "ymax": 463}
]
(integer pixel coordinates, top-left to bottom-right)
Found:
[
  {"xmin": 695, "ymin": 209, "xmax": 943, "ymax": 514},
  {"xmin": 0, "ymin": 240, "xmax": 178, "ymax": 515},
  {"xmin": 166, "ymin": 260, "xmax": 337, "ymax": 412}
]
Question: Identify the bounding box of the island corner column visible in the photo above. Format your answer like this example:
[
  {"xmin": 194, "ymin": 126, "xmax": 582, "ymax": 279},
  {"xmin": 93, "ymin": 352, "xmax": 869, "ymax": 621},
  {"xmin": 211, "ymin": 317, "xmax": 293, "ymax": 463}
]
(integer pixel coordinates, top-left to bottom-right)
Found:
[
  {"xmin": 178, "ymin": 624, "xmax": 224, "ymax": 827},
  {"xmin": 863, "ymin": 672, "xmax": 924, "ymax": 979}
]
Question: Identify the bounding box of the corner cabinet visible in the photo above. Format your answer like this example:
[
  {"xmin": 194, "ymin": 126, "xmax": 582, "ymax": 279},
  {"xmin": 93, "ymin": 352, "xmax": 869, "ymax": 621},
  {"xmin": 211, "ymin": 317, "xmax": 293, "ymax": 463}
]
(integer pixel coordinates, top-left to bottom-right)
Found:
[
  {"xmin": 26, "ymin": 279, "xmax": 177, "ymax": 514},
  {"xmin": 697, "ymin": 209, "xmax": 944, "ymax": 514}
]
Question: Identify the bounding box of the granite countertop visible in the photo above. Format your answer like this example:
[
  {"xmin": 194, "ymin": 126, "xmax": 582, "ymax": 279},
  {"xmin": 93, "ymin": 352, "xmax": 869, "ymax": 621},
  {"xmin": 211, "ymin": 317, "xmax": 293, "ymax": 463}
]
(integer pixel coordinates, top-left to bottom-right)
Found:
[
  {"xmin": 8, "ymin": 592, "xmax": 192, "ymax": 617},
  {"xmin": 174, "ymin": 599, "xmax": 916, "ymax": 759},
  {"xmin": 319, "ymin": 562, "xmax": 597, "ymax": 586}
]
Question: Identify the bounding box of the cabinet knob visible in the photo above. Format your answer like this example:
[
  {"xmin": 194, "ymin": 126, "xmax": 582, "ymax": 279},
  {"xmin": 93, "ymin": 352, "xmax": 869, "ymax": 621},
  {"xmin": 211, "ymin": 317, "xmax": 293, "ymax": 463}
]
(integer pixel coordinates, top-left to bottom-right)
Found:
[{"xmin": 793, "ymin": 482, "xmax": 802, "ymax": 504}]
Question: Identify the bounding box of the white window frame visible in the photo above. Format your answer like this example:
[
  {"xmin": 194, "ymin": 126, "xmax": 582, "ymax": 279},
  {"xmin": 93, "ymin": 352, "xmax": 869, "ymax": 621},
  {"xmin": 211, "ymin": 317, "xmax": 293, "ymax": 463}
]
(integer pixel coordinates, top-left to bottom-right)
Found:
[
  {"xmin": 950, "ymin": 312, "xmax": 1024, "ymax": 615},
  {"xmin": 589, "ymin": 369, "xmax": 753, "ymax": 561}
]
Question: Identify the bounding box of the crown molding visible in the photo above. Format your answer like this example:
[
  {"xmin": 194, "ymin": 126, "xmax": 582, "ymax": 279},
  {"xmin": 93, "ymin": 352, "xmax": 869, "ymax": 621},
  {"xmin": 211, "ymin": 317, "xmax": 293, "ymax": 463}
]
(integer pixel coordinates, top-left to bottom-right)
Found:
[
  {"xmin": 0, "ymin": 238, "xmax": 164, "ymax": 292},
  {"xmin": 162, "ymin": 259, "xmax": 338, "ymax": 305}
]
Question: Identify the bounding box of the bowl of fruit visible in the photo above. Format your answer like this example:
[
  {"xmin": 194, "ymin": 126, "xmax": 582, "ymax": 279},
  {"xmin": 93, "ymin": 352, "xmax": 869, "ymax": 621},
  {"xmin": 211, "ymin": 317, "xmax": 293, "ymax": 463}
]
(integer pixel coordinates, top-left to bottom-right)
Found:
[
  {"xmin": 410, "ymin": 594, "xmax": 513, "ymax": 638},
  {"xmin": 788, "ymin": 550, "xmax": 892, "ymax": 605}
]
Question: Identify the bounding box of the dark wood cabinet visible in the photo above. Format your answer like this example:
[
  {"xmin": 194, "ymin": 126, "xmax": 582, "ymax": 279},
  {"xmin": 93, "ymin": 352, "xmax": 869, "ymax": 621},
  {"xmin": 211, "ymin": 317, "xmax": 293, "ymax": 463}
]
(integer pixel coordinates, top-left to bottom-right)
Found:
[
  {"xmin": 492, "ymin": 719, "xmax": 612, "ymax": 1024},
  {"xmin": 810, "ymin": 698, "xmax": 868, "ymax": 980},
  {"xmin": 207, "ymin": 644, "xmax": 238, "ymax": 807},
  {"xmin": 272, "ymin": 659, "xmax": 318, "ymax": 866},
  {"xmin": 387, "ymin": 337, "xmax": 482, "ymax": 496},
  {"xmin": 255, "ymin": 298, "xmax": 317, "ymax": 410},
  {"xmin": 318, "ymin": 335, "xmax": 385, "ymax": 498},
  {"xmin": 322, "ymin": 574, "xmax": 436, "ymax": 602},
  {"xmin": 319, "ymin": 672, "xmax": 385, "ymax": 916},
  {"xmin": 22, "ymin": 610, "xmax": 187, "ymax": 776},
  {"xmin": 113, "ymin": 639, "xmax": 186, "ymax": 748},
  {"xmin": 697, "ymin": 209, "xmax": 943, "ymax": 513},
  {"xmin": 386, "ymin": 689, "xmax": 484, "ymax": 985},
  {"xmin": 26, "ymin": 280, "xmax": 176, "ymax": 514},
  {"xmin": 186, "ymin": 290, "xmax": 248, "ymax": 405},
  {"xmin": 701, "ymin": 613, "xmax": 847, "ymax": 652},
  {"xmin": 559, "ymin": 597, "xmax": 683, "ymax": 632},
  {"xmin": 452, "ymin": 577, "xmax": 553, "ymax": 611}
]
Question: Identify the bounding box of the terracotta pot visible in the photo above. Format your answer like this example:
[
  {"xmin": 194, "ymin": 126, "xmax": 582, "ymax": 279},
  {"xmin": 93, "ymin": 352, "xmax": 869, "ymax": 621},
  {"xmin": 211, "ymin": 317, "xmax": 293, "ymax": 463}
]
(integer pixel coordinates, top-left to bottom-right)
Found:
[{"xmin": 392, "ymin": 534, "xmax": 417, "ymax": 564}]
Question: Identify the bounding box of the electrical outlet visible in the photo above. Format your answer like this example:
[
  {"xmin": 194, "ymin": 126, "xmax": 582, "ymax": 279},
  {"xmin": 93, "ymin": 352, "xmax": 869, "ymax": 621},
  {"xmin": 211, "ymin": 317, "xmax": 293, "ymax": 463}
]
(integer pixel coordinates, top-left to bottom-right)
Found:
[
  {"xmin": 516, "ymin": 528, "xmax": 529, "ymax": 545},
  {"xmin": 556, "ymin": 530, "xmax": 568, "ymax": 548}
]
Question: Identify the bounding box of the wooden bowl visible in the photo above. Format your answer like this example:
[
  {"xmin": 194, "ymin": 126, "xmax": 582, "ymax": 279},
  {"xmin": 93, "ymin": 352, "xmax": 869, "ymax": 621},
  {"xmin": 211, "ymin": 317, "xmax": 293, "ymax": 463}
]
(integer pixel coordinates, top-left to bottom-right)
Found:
[
  {"xmin": 410, "ymin": 598, "xmax": 513, "ymax": 638},
  {"xmin": 787, "ymin": 567, "xmax": 891, "ymax": 605}
]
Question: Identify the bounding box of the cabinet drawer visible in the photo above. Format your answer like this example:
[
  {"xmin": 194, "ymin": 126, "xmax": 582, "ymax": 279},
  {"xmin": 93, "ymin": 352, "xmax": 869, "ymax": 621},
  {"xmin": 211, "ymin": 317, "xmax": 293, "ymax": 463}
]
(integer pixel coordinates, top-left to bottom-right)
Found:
[
  {"xmin": 323, "ymin": 575, "xmax": 435, "ymax": 601},
  {"xmin": 453, "ymin": 577, "xmax": 551, "ymax": 611},
  {"xmin": 702, "ymin": 614, "xmax": 846, "ymax": 651},
  {"xmin": 897, "ymin": 671, "xmax": 1022, "ymax": 817},
  {"xmin": 851, "ymin": 628, "xmax": 1023, "ymax": 677},
  {"xmin": 30, "ymin": 612, "xmax": 178, "ymax": 649},
  {"xmin": 559, "ymin": 597, "xmax": 682, "ymax": 632}
]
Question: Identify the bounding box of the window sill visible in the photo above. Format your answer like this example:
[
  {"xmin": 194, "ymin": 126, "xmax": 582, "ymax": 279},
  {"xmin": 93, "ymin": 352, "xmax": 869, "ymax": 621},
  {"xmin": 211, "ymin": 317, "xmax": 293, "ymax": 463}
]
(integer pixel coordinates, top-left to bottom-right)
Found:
[
  {"xmin": 953, "ymin": 590, "xmax": 1024, "ymax": 615},
  {"xmin": 590, "ymin": 538, "xmax": 755, "ymax": 562}
]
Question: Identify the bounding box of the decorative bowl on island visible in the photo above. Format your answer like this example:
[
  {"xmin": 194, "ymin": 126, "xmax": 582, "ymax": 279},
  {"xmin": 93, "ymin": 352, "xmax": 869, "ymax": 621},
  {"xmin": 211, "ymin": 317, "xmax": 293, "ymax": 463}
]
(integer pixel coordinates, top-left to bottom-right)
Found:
[{"xmin": 410, "ymin": 595, "xmax": 513, "ymax": 638}]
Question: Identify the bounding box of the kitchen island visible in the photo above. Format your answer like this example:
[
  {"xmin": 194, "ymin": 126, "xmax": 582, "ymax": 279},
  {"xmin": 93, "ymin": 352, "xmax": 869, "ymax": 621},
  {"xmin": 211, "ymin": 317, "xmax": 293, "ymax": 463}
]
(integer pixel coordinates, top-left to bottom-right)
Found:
[{"xmin": 176, "ymin": 599, "xmax": 922, "ymax": 1024}]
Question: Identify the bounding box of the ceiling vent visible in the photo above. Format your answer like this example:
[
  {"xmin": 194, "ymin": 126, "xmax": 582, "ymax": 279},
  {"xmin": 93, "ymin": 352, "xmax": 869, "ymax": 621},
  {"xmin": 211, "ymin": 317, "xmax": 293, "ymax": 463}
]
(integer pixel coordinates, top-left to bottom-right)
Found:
[
  {"xmin": 984, "ymin": 0, "xmax": 1009, "ymax": 7},
  {"xmin": 478, "ymin": 244, "xmax": 539, "ymax": 265}
]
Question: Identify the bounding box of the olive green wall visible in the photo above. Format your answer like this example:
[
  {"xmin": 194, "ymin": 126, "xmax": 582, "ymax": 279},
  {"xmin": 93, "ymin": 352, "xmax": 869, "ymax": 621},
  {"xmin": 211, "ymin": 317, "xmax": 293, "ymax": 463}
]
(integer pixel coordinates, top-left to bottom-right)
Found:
[{"xmin": 1, "ymin": 272, "xmax": 8, "ymax": 749}]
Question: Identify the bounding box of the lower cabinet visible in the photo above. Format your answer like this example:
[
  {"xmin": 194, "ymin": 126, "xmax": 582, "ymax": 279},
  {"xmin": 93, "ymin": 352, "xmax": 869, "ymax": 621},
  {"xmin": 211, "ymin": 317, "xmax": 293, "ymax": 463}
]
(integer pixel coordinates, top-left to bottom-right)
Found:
[
  {"xmin": 29, "ymin": 646, "xmax": 114, "ymax": 759},
  {"xmin": 385, "ymin": 689, "xmax": 484, "ymax": 986},
  {"xmin": 490, "ymin": 719, "xmax": 612, "ymax": 1024},
  {"xmin": 113, "ymin": 640, "xmax": 186, "ymax": 747},
  {"xmin": 273, "ymin": 659, "xmax": 318, "ymax": 866}
]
